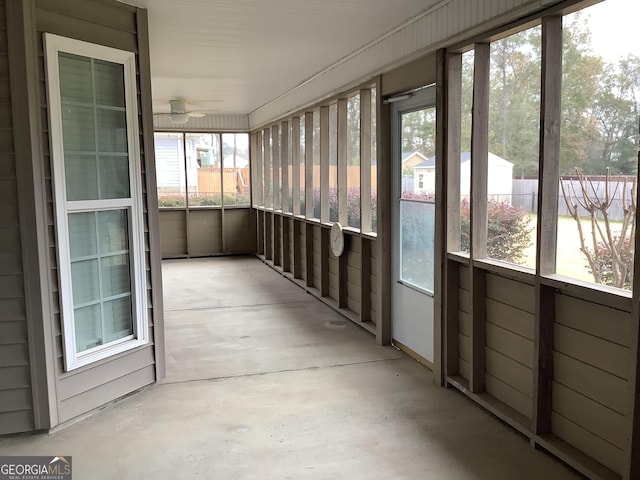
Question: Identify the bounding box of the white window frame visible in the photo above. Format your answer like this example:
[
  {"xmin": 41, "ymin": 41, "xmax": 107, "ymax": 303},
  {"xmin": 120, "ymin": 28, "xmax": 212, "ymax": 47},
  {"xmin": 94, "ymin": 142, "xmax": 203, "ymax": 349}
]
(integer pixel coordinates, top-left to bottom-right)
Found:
[{"xmin": 45, "ymin": 34, "xmax": 148, "ymax": 371}]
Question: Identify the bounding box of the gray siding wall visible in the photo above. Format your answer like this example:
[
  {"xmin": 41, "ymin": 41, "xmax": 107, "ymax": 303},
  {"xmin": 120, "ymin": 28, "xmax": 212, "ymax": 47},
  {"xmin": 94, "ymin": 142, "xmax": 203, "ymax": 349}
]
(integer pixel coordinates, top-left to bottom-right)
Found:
[
  {"xmin": 33, "ymin": 0, "xmax": 157, "ymax": 424},
  {"xmin": 0, "ymin": 0, "xmax": 35, "ymax": 435}
]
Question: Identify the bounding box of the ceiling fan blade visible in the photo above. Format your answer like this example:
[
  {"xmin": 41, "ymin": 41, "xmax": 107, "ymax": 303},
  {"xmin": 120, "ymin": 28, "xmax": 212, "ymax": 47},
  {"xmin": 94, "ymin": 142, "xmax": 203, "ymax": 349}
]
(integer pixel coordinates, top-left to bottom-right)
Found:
[{"xmin": 188, "ymin": 112, "xmax": 206, "ymax": 118}]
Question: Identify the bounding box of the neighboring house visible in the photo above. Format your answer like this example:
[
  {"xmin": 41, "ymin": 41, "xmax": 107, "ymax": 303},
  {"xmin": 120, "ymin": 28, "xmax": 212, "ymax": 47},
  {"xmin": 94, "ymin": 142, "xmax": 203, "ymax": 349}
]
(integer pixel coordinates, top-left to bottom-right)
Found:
[
  {"xmin": 402, "ymin": 151, "xmax": 429, "ymax": 169},
  {"xmin": 414, "ymin": 152, "xmax": 514, "ymax": 202}
]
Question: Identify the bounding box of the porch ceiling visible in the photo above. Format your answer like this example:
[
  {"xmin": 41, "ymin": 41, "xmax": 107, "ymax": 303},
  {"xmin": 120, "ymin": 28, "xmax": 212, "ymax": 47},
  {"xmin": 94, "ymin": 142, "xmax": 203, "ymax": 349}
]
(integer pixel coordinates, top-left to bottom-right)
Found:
[{"xmin": 118, "ymin": 0, "xmax": 440, "ymax": 118}]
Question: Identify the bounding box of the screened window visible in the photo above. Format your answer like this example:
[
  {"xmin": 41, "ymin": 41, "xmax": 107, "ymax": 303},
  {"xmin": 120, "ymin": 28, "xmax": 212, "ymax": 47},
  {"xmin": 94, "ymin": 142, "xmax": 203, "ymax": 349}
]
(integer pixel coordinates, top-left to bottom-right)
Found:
[
  {"xmin": 155, "ymin": 132, "xmax": 250, "ymax": 208},
  {"xmin": 46, "ymin": 34, "xmax": 148, "ymax": 370},
  {"xmin": 486, "ymin": 26, "xmax": 541, "ymax": 268},
  {"xmin": 556, "ymin": 0, "xmax": 638, "ymax": 291}
]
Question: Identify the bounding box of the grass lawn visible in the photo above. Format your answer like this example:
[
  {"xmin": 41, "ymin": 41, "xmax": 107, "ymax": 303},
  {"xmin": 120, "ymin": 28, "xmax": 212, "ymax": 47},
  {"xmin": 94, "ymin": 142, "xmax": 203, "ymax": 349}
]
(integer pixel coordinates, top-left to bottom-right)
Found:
[{"xmin": 520, "ymin": 214, "xmax": 626, "ymax": 284}]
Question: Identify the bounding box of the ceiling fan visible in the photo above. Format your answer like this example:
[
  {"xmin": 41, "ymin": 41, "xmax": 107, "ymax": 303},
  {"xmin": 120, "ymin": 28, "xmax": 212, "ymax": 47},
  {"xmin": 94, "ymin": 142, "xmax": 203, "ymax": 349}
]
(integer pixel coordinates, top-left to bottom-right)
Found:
[{"xmin": 153, "ymin": 99, "xmax": 207, "ymax": 124}]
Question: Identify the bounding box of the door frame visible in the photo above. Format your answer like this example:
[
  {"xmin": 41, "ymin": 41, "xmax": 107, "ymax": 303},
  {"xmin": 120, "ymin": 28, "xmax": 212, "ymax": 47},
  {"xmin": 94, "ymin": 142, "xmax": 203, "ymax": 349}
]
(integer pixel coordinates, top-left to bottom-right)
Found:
[{"xmin": 389, "ymin": 85, "xmax": 438, "ymax": 367}]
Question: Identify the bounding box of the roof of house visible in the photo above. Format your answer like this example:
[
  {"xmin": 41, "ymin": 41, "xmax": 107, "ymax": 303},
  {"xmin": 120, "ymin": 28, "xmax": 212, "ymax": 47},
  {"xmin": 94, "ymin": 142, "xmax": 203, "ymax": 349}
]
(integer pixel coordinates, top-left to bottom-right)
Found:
[
  {"xmin": 402, "ymin": 151, "xmax": 429, "ymax": 163},
  {"xmin": 414, "ymin": 151, "xmax": 513, "ymax": 169}
]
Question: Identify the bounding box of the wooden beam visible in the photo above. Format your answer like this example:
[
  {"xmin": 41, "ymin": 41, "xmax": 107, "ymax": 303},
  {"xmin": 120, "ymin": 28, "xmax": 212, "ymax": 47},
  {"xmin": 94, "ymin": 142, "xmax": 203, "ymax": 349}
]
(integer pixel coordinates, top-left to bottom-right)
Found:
[
  {"xmin": 305, "ymin": 112, "xmax": 313, "ymax": 218},
  {"xmin": 469, "ymin": 43, "xmax": 490, "ymax": 394},
  {"xmin": 360, "ymin": 238, "xmax": 371, "ymax": 323},
  {"xmin": 293, "ymin": 219, "xmax": 302, "ymax": 279},
  {"xmin": 337, "ymin": 98, "xmax": 348, "ymax": 226},
  {"xmin": 446, "ymin": 53, "xmax": 463, "ymax": 252},
  {"xmin": 470, "ymin": 43, "xmax": 490, "ymax": 260},
  {"xmin": 445, "ymin": 260, "xmax": 460, "ymax": 377},
  {"xmin": 533, "ymin": 15, "xmax": 562, "ymax": 439},
  {"xmin": 263, "ymin": 127, "xmax": 272, "ymax": 210},
  {"xmin": 360, "ymin": 89, "xmax": 372, "ymax": 233},
  {"xmin": 281, "ymin": 120, "xmax": 290, "ymax": 214},
  {"xmin": 377, "ymin": 81, "xmax": 392, "ymax": 345},
  {"xmin": 470, "ymin": 266, "xmax": 486, "ymax": 393},
  {"xmin": 537, "ymin": 16, "xmax": 561, "ymax": 276},
  {"xmin": 433, "ymin": 48, "xmax": 447, "ymax": 386},
  {"xmin": 306, "ymin": 223, "xmax": 314, "ymax": 288},
  {"xmin": 320, "ymin": 106, "xmax": 330, "ymax": 223},
  {"xmin": 320, "ymin": 227, "xmax": 329, "ymax": 297},
  {"xmin": 272, "ymin": 124, "xmax": 281, "ymax": 211},
  {"xmin": 291, "ymin": 117, "xmax": 301, "ymax": 216}
]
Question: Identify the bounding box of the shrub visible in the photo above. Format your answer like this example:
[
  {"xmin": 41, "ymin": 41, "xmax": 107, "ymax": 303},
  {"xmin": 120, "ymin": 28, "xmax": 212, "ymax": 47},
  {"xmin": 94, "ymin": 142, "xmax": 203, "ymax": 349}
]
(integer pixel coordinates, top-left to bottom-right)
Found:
[
  {"xmin": 460, "ymin": 198, "xmax": 532, "ymax": 264},
  {"xmin": 587, "ymin": 237, "xmax": 633, "ymax": 289}
]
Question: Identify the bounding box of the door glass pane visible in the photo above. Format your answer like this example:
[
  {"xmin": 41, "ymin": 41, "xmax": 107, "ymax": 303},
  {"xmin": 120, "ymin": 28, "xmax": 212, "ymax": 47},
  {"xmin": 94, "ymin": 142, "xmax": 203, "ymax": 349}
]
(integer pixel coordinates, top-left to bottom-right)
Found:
[
  {"xmin": 74, "ymin": 304, "xmax": 101, "ymax": 352},
  {"xmin": 347, "ymin": 94, "xmax": 360, "ymax": 228},
  {"xmin": 103, "ymin": 297, "xmax": 133, "ymax": 343},
  {"xmin": 93, "ymin": 60, "xmax": 125, "ymax": 107},
  {"xmin": 401, "ymin": 107, "xmax": 436, "ymax": 201},
  {"xmin": 59, "ymin": 52, "xmax": 130, "ymax": 201},
  {"xmin": 69, "ymin": 209, "xmax": 133, "ymax": 353},
  {"xmin": 400, "ymin": 201, "xmax": 435, "ymax": 292},
  {"xmin": 62, "ymin": 105, "xmax": 95, "ymax": 153},
  {"xmin": 96, "ymin": 109, "xmax": 127, "ymax": 153},
  {"xmin": 68, "ymin": 212, "xmax": 97, "ymax": 258},
  {"xmin": 71, "ymin": 259, "xmax": 99, "ymax": 304},
  {"xmin": 101, "ymin": 254, "xmax": 130, "ymax": 297},
  {"xmin": 59, "ymin": 53, "xmax": 92, "ymax": 103},
  {"xmin": 65, "ymin": 154, "xmax": 98, "ymax": 201},
  {"xmin": 99, "ymin": 155, "xmax": 129, "ymax": 198}
]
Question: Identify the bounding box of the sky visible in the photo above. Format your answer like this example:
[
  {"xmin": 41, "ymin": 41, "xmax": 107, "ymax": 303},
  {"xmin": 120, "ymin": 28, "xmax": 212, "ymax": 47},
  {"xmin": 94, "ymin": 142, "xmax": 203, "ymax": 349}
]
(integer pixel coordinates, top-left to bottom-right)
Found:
[{"xmin": 580, "ymin": 0, "xmax": 640, "ymax": 61}]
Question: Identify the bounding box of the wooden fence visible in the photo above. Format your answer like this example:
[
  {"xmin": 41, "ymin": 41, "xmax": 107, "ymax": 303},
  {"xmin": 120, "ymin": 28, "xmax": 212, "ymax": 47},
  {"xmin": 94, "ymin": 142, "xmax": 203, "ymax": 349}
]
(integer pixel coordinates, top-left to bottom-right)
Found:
[{"xmin": 197, "ymin": 167, "xmax": 250, "ymax": 194}]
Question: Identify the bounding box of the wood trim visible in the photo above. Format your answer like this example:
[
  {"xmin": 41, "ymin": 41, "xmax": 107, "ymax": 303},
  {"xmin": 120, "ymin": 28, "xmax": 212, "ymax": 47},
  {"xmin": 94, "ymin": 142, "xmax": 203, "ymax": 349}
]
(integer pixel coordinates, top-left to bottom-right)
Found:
[
  {"xmin": 433, "ymin": 48, "xmax": 446, "ymax": 385},
  {"xmin": 305, "ymin": 111, "xmax": 313, "ymax": 218},
  {"xmin": 446, "ymin": 52, "xmax": 462, "ymax": 252},
  {"xmin": 470, "ymin": 266, "xmax": 486, "ymax": 393},
  {"xmin": 360, "ymin": 89, "xmax": 372, "ymax": 233},
  {"xmin": 6, "ymin": 0, "xmax": 57, "ymax": 429},
  {"xmin": 470, "ymin": 43, "xmax": 489, "ymax": 259},
  {"xmin": 533, "ymin": 15, "xmax": 562, "ymax": 440},
  {"xmin": 394, "ymin": 339, "xmax": 434, "ymax": 370},
  {"xmin": 360, "ymin": 237, "xmax": 371, "ymax": 323},
  {"xmin": 281, "ymin": 120, "xmax": 289, "ymax": 213},
  {"xmin": 320, "ymin": 106, "xmax": 329, "ymax": 223},
  {"xmin": 263, "ymin": 127, "xmax": 271, "ymax": 210},
  {"xmin": 537, "ymin": 15, "xmax": 561, "ymax": 276},
  {"xmin": 445, "ymin": 259, "xmax": 460, "ymax": 376},
  {"xmin": 272, "ymin": 124, "xmax": 280, "ymax": 211},
  {"xmin": 253, "ymin": 131, "xmax": 263, "ymax": 206},
  {"xmin": 293, "ymin": 217, "xmax": 302, "ymax": 279},
  {"xmin": 320, "ymin": 227, "xmax": 329, "ymax": 297},
  {"xmin": 291, "ymin": 117, "xmax": 300, "ymax": 215},
  {"xmin": 136, "ymin": 7, "xmax": 165, "ymax": 382},
  {"xmin": 337, "ymin": 98, "xmax": 348, "ymax": 226},
  {"xmin": 377, "ymin": 84, "xmax": 392, "ymax": 345},
  {"xmin": 305, "ymin": 223, "xmax": 314, "ymax": 287}
]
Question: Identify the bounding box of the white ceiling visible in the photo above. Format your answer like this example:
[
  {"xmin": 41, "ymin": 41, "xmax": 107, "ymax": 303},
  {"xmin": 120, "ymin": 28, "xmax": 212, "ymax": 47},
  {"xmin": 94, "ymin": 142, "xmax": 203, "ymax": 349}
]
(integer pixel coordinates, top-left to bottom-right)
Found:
[{"xmin": 119, "ymin": 0, "xmax": 441, "ymax": 117}]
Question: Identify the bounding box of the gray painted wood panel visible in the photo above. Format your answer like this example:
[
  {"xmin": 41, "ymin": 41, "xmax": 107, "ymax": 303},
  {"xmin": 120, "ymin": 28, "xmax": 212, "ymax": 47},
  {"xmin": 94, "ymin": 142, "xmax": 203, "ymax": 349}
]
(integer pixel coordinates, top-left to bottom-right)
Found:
[
  {"xmin": 552, "ymin": 412, "xmax": 623, "ymax": 475},
  {"xmin": 555, "ymin": 293, "xmax": 630, "ymax": 347},
  {"xmin": 159, "ymin": 210, "xmax": 187, "ymax": 256},
  {"xmin": 486, "ymin": 373, "xmax": 532, "ymax": 419},
  {"xmin": 485, "ymin": 273, "xmax": 535, "ymax": 314},
  {"xmin": 553, "ymin": 351, "xmax": 628, "ymax": 416},
  {"xmin": 553, "ymin": 381, "xmax": 626, "ymax": 451},
  {"xmin": 33, "ymin": 0, "xmax": 157, "ymax": 427},
  {"xmin": 0, "ymin": 0, "xmax": 33, "ymax": 433}
]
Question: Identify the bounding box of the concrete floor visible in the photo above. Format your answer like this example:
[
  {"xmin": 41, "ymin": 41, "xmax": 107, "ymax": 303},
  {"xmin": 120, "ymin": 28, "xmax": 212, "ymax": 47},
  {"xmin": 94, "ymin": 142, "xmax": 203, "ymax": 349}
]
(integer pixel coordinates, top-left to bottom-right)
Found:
[{"xmin": 0, "ymin": 257, "xmax": 581, "ymax": 479}]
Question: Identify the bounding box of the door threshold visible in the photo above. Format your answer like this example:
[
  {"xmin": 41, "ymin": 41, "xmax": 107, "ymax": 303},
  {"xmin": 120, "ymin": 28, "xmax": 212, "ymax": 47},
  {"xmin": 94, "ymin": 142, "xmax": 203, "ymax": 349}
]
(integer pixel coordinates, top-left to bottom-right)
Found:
[{"xmin": 392, "ymin": 339, "xmax": 433, "ymax": 370}]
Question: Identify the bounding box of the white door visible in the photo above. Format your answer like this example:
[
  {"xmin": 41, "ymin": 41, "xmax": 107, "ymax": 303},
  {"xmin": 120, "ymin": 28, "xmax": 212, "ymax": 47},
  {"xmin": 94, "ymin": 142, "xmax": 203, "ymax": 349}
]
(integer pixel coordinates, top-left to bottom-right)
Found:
[{"xmin": 391, "ymin": 87, "xmax": 437, "ymax": 363}]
